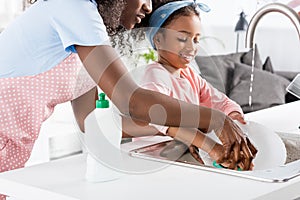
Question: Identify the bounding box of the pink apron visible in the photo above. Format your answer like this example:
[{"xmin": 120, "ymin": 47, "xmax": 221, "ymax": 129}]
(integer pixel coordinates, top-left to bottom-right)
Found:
[{"xmin": 0, "ymin": 54, "xmax": 96, "ymax": 199}]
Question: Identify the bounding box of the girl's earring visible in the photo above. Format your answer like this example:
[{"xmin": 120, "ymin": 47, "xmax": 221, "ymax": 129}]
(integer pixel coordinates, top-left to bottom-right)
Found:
[{"xmin": 154, "ymin": 38, "xmax": 160, "ymax": 49}]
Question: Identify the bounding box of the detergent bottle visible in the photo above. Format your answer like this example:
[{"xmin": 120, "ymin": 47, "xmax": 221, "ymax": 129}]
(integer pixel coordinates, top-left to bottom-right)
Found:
[{"xmin": 84, "ymin": 92, "xmax": 122, "ymax": 182}]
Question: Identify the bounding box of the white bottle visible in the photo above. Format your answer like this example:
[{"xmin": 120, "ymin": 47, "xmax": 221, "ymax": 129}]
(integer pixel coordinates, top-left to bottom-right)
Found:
[{"xmin": 84, "ymin": 93, "xmax": 122, "ymax": 182}]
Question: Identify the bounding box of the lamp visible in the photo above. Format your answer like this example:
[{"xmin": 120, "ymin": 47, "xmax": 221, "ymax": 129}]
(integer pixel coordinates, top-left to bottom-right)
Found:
[{"xmin": 234, "ymin": 11, "xmax": 249, "ymax": 52}]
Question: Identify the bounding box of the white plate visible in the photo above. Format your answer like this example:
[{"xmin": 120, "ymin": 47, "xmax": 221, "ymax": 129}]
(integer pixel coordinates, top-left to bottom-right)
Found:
[
  {"xmin": 239, "ymin": 121, "xmax": 287, "ymax": 170},
  {"xmin": 201, "ymin": 121, "xmax": 287, "ymax": 170}
]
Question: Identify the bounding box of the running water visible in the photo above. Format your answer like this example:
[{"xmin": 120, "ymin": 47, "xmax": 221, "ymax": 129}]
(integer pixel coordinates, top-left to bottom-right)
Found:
[{"xmin": 248, "ymin": 44, "xmax": 256, "ymax": 111}]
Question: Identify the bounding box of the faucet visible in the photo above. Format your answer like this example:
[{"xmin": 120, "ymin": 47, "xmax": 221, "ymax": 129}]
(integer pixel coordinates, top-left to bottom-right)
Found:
[{"xmin": 245, "ymin": 3, "xmax": 300, "ymax": 49}]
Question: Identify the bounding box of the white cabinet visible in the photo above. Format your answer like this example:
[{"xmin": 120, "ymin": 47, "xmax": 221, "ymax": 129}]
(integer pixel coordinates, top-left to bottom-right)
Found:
[{"xmin": 25, "ymin": 102, "xmax": 83, "ymax": 166}]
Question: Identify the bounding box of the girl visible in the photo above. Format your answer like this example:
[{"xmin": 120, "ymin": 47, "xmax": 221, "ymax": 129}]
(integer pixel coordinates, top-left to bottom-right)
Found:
[
  {"xmin": 0, "ymin": 0, "xmax": 255, "ymax": 192},
  {"xmin": 123, "ymin": 1, "xmax": 257, "ymax": 169}
]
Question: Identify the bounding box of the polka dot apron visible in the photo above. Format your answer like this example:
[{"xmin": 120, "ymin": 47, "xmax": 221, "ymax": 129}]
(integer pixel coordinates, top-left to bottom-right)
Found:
[{"xmin": 0, "ymin": 54, "xmax": 96, "ymax": 200}]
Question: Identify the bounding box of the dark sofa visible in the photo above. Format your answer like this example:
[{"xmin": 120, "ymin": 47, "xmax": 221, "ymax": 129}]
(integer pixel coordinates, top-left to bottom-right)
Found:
[{"xmin": 195, "ymin": 46, "xmax": 299, "ymax": 113}]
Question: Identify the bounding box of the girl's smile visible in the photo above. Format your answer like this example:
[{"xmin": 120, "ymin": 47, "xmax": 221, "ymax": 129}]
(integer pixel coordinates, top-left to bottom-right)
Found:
[{"xmin": 156, "ymin": 14, "xmax": 202, "ymax": 74}]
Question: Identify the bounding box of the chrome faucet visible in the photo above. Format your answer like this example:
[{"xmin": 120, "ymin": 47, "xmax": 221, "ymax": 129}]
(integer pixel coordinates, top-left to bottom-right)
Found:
[{"xmin": 245, "ymin": 3, "xmax": 300, "ymax": 49}]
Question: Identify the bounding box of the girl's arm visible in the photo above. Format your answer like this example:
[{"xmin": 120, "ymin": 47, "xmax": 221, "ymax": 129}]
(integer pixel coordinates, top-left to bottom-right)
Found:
[
  {"xmin": 167, "ymin": 127, "xmax": 254, "ymax": 170},
  {"xmin": 122, "ymin": 117, "xmax": 205, "ymax": 164},
  {"xmin": 200, "ymin": 79, "xmax": 243, "ymax": 117},
  {"xmin": 199, "ymin": 79, "xmax": 246, "ymax": 124},
  {"xmin": 122, "ymin": 116, "xmax": 163, "ymax": 138},
  {"xmin": 73, "ymin": 45, "xmax": 256, "ymax": 170},
  {"xmin": 287, "ymin": 0, "xmax": 300, "ymax": 8},
  {"xmin": 167, "ymin": 127, "xmax": 224, "ymax": 164}
]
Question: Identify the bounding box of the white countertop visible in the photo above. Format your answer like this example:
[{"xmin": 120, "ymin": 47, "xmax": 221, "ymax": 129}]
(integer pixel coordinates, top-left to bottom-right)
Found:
[
  {"xmin": 0, "ymin": 136, "xmax": 300, "ymax": 200},
  {"xmin": 1, "ymin": 101, "xmax": 300, "ymax": 200},
  {"xmin": 245, "ymin": 100, "xmax": 300, "ymax": 134},
  {"xmin": 0, "ymin": 142, "xmax": 299, "ymax": 200}
]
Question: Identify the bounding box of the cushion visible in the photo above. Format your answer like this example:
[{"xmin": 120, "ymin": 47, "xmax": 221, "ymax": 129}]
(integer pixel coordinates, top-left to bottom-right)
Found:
[
  {"xmin": 241, "ymin": 44, "xmax": 263, "ymax": 70},
  {"xmin": 195, "ymin": 52, "xmax": 244, "ymax": 94},
  {"xmin": 263, "ymin": 56, "xmax": 274, "ymax": 73},
  {"xmin": 229, "ymin": 62, "xmax": 290, "ymax": 113}
]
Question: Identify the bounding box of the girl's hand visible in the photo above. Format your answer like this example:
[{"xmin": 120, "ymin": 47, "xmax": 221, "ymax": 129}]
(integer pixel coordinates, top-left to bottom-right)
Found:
[
  {"xmin": 208, "ymin": 143, "xmax": 224, "ymax": 162},
  {"xmin": 228, "ymin": 111, "xmax": 246, "ymax": 124},
  {"xmin": 214, "ymin": 115, "xmax": 257, "ymax": 170},
  {"xmin": 188, "ymin": 145, "xmax": 204, "ymax": 164},
  {"xmin": 217, "ymin": 113, "xmax": 257, "ymax": 170},
  {"xmin": 210, "ymin": 143, "xmax": 256, "ymax": 171}
]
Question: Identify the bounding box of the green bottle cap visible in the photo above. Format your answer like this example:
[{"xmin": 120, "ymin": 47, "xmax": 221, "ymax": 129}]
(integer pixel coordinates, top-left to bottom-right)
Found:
[{"xmin": 96, "ymin": 93, "xmax": 109, "ymax": 108}]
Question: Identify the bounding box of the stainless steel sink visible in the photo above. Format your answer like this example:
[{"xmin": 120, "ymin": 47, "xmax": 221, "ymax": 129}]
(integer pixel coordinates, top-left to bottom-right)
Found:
[{"xmin": 130, "ymin": 139, "xmax": 300, "ymax": 183}]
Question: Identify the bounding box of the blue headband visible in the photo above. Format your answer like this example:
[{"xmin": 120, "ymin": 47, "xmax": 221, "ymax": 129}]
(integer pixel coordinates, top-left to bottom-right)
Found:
[{"xmin": 147, "ymin": 0, "xmax": 210, "ymax": 49}]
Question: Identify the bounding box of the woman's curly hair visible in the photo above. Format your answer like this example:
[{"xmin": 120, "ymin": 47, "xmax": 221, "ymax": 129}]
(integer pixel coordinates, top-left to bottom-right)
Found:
[{"xmin": 97, "ymin": 0, "xmax": 127, "ymax": 36}]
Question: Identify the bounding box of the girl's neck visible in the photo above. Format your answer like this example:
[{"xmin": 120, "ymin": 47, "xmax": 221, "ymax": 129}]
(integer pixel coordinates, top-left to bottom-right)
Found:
[{"xmin": 157, "ymin": 58, "xmax": 181, "ymax": 78}]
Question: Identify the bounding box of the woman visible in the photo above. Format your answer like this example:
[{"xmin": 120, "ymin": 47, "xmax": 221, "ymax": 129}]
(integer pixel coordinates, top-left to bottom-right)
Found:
[{"xmin": 0, "ymin": 0, "xmax": 255, "ymax": 190}]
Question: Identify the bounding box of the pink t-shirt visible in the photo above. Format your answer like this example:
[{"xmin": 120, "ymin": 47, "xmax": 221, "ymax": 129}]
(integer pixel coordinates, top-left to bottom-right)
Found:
[{"xmin": 139, "ymin": 62, "xmax": 243, "ymax": 134}]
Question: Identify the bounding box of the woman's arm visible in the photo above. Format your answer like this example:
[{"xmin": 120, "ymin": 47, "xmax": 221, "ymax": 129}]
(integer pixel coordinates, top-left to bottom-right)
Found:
[
  {"xmin": 75, "ymin": 45, "xmax": 214, "ymax": 128},
  {"xmin": 74, "ymin": 45, "xmax": 256, "ymax": 170},
  {"xmin": 71, "ymin": 87, "xmax": 98, "ymax": 132}
]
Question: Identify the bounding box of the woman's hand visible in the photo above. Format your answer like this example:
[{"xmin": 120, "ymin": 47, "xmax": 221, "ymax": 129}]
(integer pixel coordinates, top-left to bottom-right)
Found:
[
  {"xmin": 214, "ymin": 115, "xmax": 257, "ymax": 170},
  {"xmin": 228, "ymin": 111, "xmax": 246, "ymax": 124}
]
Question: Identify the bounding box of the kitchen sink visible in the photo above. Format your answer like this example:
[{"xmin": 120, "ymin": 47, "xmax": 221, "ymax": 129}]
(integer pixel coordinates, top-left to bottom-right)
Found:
[{"xmin": 130, "ymin": 138, "xmax": 300, "ymax": 183}]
